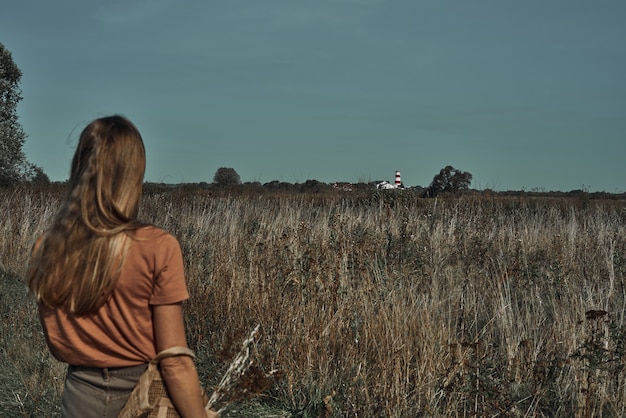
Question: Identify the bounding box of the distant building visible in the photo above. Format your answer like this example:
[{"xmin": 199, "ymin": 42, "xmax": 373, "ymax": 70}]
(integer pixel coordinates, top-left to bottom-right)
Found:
[
  {"xmin": 376, "ymin": 171, "xmax": 404, "ymax": 190},
  {"xmin": 376, "ymin": 181, "xmax": 397, "ymax": 190}
]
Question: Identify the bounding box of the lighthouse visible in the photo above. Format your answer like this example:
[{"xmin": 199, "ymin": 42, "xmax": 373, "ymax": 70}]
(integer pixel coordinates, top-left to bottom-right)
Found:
[{"xmin": 394, "ymin": 171, "xmax": 402, "ymax": 187}]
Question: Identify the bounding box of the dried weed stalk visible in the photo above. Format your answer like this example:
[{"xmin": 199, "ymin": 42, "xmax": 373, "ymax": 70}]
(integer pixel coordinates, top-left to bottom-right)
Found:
[{"xmin": 207, "ymin": 324, "xmax": 278, "ymax": 414}]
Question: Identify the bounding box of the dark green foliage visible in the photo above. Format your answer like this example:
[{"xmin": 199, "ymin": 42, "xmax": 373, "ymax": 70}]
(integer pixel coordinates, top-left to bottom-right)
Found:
[
  {"xmin": 298, "ymin": 179, "xmax": 330, "ymax": 193},
  {"xmin": 213, "ymin": 167, "xmax": 241, "ymax": 187},
  {"xmin": 427, "ymin": 165, "xmax": 473, "ymax": 197},
  {"xmin": 0, "ymin": 43, "xmax": 47, "ymax": 186}
]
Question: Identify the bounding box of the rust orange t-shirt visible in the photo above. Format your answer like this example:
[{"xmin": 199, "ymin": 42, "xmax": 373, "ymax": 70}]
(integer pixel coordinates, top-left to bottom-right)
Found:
[{"xmin": 38, "ymin": 226, "xmax": 189, "ymax": 368}]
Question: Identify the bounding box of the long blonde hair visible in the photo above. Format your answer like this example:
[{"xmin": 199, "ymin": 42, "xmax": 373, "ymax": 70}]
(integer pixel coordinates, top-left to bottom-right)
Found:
[{"xmin": 28, "ymin": 115, "xmax": 146, "ymax": 315}]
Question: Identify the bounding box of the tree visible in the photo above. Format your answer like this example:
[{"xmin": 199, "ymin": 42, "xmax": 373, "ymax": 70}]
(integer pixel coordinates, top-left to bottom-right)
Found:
[
  {"xmin": 427, "ymin": 165, "xmax": 472, "ymax": 197},
  {"xmin": 0, "ymin": 43, "xmax": 46, "ymax": 186},
  {"xmin": 24, "ymin": 163, "xmax": 50, "ymax": 184},
  {"xmin": 213, "ymin": 167, "xmax": 241, "ymax": 187}
]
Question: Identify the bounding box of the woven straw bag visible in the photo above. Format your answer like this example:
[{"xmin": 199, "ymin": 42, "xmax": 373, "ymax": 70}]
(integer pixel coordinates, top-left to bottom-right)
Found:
[{"xmin": 118, "ymin": 346, "xmax": 218, "ymax": 418}]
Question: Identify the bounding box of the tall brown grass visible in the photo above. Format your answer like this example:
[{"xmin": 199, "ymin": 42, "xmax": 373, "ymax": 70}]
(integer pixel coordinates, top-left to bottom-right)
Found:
[{"xmin": 1, "ymin": 185, "xmax": 625, "ymax": 417}]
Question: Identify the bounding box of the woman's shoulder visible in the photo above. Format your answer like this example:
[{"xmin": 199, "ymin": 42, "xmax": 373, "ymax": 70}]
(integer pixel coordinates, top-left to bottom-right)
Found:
[
  {"xmin": 132, "ymin": 226, "xmax": 180, "ymax": 246},
  {"xmin": 130, "ymin": 227, "xmax": 184, "ymax": 268}
]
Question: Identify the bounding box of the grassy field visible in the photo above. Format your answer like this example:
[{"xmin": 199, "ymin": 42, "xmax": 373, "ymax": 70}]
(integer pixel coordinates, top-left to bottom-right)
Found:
[{"xmin": 1, "ymin": 185, "xmax": 625, "ymax": 417}]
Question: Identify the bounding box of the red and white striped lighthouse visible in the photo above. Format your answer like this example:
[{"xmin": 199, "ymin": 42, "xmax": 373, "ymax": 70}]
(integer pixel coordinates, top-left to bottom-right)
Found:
[{"xmin": 394, "ymin": 171, "xmax": 402, "ymax": 187}]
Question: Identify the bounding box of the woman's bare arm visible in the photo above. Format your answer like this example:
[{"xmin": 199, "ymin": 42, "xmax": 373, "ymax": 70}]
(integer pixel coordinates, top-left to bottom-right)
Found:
[{"xmin": 153, "ymin": 302, "xmax": 209, "ymax": 418}]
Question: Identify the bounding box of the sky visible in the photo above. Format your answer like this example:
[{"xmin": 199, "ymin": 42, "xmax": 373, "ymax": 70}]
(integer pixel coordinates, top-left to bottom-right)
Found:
[{"xmin": 1, "ymin": 0, "xmax": 625, "ymax": 192}]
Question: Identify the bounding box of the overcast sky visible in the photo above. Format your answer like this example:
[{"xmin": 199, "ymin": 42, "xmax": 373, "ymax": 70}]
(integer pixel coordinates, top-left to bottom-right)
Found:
[{"xmin": 2, "ymin": 0, "xmax": 625, "ymax": 191}]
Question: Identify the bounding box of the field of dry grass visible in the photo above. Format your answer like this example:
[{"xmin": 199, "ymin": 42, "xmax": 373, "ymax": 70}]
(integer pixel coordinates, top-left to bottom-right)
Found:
[{"xmin": 1, "ymin": 185, "xmax": 625, "ymax": 417}]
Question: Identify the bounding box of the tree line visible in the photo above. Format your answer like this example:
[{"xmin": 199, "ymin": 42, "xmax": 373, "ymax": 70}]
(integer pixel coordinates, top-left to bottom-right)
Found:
[{"xmin": 209, "ymin": 165, "xmax": 473, "ymax": 197}]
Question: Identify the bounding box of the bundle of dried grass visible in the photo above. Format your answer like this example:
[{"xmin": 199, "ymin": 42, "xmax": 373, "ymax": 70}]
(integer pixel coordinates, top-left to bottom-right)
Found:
[{"xmin": 206, "ymin": 324, "xmax": 279, "ymax": 414}]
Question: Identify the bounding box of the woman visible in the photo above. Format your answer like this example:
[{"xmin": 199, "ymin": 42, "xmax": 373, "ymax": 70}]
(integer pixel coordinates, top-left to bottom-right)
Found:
[{"xmin": 27, "ymin": 115, "xmax": 214, "ymax": 417}]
